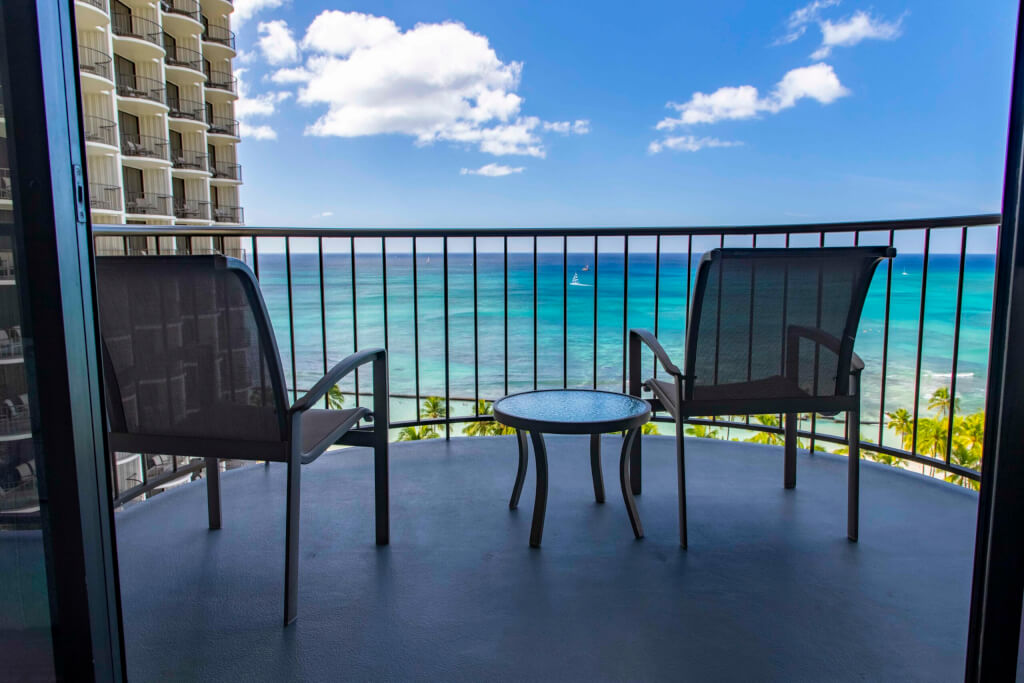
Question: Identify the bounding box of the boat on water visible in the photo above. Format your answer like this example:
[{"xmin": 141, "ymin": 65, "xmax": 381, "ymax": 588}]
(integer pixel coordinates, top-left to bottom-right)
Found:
[
  {"xmin": 569, "ymin": 272, "xmax": 591, "ymax": 287},
  {"xmin": 582, "ymin": 264, "xmax": 590, "ymax": 271}
]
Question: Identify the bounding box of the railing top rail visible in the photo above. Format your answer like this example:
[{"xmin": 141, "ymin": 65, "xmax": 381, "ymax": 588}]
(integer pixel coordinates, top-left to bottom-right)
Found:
[{"xmin": 91, "ymin": 213, "xmax": 1001, "ymax": 239}]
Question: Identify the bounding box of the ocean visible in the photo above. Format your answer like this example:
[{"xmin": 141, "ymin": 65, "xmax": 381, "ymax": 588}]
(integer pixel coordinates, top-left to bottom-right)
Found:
[{"xmin": 249, "ymin": 246, "xmax": 996, "ymax": 446}]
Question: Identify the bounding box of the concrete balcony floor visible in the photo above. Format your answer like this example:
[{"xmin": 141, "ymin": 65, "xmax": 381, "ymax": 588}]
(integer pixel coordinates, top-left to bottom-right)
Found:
[{"xmin": 115, "ymin": 435, "xmax": 978, "ymax": 681}]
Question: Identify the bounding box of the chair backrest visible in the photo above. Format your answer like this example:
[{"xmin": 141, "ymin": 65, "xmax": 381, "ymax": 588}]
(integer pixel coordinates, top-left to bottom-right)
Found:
[
  {"xmin": 684, "ymin": 246, "xmax": 894, "ymax": 400},
  {"xmin": 95, "ymin": 255, "xmax": 289, "ymax": 443}
]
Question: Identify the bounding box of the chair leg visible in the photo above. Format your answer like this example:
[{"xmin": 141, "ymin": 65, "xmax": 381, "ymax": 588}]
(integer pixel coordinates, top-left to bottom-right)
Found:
[
  {"xmin": 676, "ymin": 417, "xmax": 688, "ymax": 549},
  {"xmin": 784, "ymin": 413, "xmax": 797, "ymax": 489},
  {"xmin": 510, "ymin": 430, "xmax": 528, "ymax": 509},
  {"xmin": 374, "ymin": 429, "xmax": 390, "ymax": 546},
  {"xmin": 590, "ymin": 433, "xmax": 605, "ymax": 504},
  {"xmin": 283, "ymin": 457, "xmax": 301, "ymax": 626},
  {"xmin": 847, "ymin": 408, "xmax": 860, "ymax": 542},
  {"xmin": 205, "ymin": 458, "xmax": 221, "ymax": 530},
  {"xmin": 618, "ymin": 429, "xmax": 643, "ymax": 538}
]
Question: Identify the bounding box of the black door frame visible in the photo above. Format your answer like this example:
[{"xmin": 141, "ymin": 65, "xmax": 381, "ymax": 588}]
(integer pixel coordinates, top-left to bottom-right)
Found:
[
  {"xmin": 966, "ymin": 0, "xmax": 1024, "ymax": 679},
  {"xmin": 0, "ymin": 1, "xmax": 125, "ymax": 680}
]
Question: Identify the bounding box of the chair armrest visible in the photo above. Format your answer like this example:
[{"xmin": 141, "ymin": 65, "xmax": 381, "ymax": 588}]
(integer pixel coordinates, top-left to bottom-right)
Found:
[
  {"xmin": 289, "ymin": 348, "xmax": 386, "ymax": 414},
  {"xmin": 629, "ymin": 328, "xmax": 683, "ymax": 378},
  {"xmin": 786, "ymin": 325, "xmax": 863, "ymax": 375}
]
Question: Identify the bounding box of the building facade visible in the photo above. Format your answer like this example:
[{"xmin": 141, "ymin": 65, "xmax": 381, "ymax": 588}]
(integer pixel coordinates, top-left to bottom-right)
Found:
[{"xmin": 75, "ymin": 0, "xmax": 243, "ymax": 236}]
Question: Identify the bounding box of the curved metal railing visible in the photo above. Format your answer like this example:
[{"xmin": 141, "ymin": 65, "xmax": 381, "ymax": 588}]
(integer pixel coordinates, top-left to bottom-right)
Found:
[
  {"xmin": 84, "ymin": 115, "xmax": 117, "ymax": 146},
  {"xmin": 93, "ymin": 214, "xmax": 999, "ymax": 504},
  {"xmin": 202, "ymin": 24, "xmax": 236, "ymax": 50},
  {"xmin": 165, "ymin": 46, "xmax": 203, "ymax": 72},
  {"xmin": 115, "ymin": 72, "xmax": 165, "ymax": 104},
  {"xmin": 78, "ymin": 45, "xmax": 112, "ymax": 81},
  {"xmin": 111, "ymin": 12, "xmax": 163, "ymax": 46}
]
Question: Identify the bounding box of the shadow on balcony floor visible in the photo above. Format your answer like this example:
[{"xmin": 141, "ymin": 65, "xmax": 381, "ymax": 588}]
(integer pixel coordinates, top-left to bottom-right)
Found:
[{"xmin": 115, "ymin": 435, "xmax": 978, "ymax": 681}]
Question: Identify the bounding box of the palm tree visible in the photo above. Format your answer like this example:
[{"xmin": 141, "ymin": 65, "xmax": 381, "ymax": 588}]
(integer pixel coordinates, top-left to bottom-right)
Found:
[
  {"xmin": 746, "ymin": 414, "xmax": 784, "ymax": 446},
  {"xmin": 685, "ymin": 422, "xmax": 719, "ymax": 439},
  {"xmin": 397, "ymin": 425, "xmax": 439, "ymax": 441},
  {"xmin": 885, "ymin": 408, "xmax": 914, "ymax": 450},
  {"xmin": 928, "ymin": 387, "xmax": 961, "ymax": 422},
  {"xmin": 420, "ymin": 396, "xmax": 446, "ymax": 420},
  {"xmin": 463, "ymin": 400, "xmax": 494, "ymax": 436},
  {"xmin": 916, "ymin": 417, "xmax": 947, "ymax": 460},
  {"xmin": 641, "ymin": 422, "xmax": 659, "ymax": 435},
  {"xmin": 326, "ymin": 385, "xmax": 345, "ymax": 410}
]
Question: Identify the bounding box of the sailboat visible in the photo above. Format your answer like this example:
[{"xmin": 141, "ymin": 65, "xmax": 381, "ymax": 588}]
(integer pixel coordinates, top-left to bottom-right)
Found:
[{"xmin": 569, "ymin": 272, "xmax": 591, "ymax": 287}]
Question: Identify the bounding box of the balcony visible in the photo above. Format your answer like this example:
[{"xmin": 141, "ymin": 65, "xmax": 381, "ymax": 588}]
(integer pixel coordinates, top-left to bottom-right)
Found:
[
  {"xmin": 207, "ymin": 116, "xmax": 240, "ymax": 138},
  {"xmin": 205, "ymin": 70, "xmax": 237, "ymax": 94},
  {"xmin": 84, "ymin": 115, "xmax": 117, "ymax": 147},
  {"xmin": 124, "ymin": 192, "xmax": 171, "ymax": 216},
  {"xmin": 164, "ymin": 46, "xmax": 203, "ymax": 73},
  {"xmin": 212, "ymin": 205, "xmax": 244, "ymax": 223},
  {"xmin": 160, "ymin": 0, "xmax": 200, "ymax": 22},
  {"xmin": 0, "ymin": 168, "xmax": 10, "ymax": 200},
  {"xmin": 115, "ymin": 72, "xmax": 165, "ymax": 105},
  {"xmin": 167, "ymin": 97, "xmax": 205, "ymax": 122},
  {"xmin": 171, "ymin": 150, "xmax": 207, "ymax": 171},
  {"xmin": 111, "ymin": 13, "xmax": 163, "ymax": 47},
  {"xmin": 77, "ymin": 45, "xmax": 112, "ymax": 83},
  {"xmin": 120, "ymin": 132, "xmax": 168, "ymax": 161},
  {"xmin": 211, "ymin": 161, "xmax": 242, "ymax": 181},
  {"xmin": 172, "ymin": 198, "xmax": 210, "ymax": 220},
  {"xmin": 201, "ymin": 24, "xmax": 236, "ymax": 51},
  {"xmin": 95, "ymin": 434, "xmax": 976, "ymax": 680},
  {"xmin": 88, "ymin": 184, "xmax": 122, "ymax": 212}
]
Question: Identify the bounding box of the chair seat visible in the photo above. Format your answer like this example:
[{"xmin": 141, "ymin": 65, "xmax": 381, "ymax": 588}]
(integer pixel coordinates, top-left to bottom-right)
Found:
[
  {"xmin": 645, "ymin": 375, "xmax": 813, "ymax": 416},
  {"xmin": 300, "ymin": 407, "xmax": 370, "ymax": 457}
]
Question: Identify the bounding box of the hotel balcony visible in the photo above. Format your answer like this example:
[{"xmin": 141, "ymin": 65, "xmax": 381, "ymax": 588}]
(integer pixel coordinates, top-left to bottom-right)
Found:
[
  {"xmin": 77, "ymin": 45, "xmax": 112, "ymax": 87},
  {"xmin": 115, "ymin": 72, "xmax": 165, "ymax": 106},
  {"xmin": 0, "ymin": 169, "xmax": 10, "ymax": 200},
  {"xmin": 88, "ymin": 183, "xmax": 122, "ymax": 212},
  {"xmin": 172, "ymin": 198, "xmax": 210, "ymax": 220},
  {"xmin": 211, "ymin": 204, "xmax": 243, "ymax": 223},
  {"xmin": 167, "ymin": 97, "xmax": 205, "ymax": 123},
  {"xmin": 201, "ymin": 24, "xmax": 236, "ymax": 52},
  {"xmin": 111, "ymin": 13, "xmax": 163, "ymax": 49},
  {"xmin": 120, "ymin": 132, "xmax": 168, "ymax": 161},
  {"xmin": 164, "ymin": 45, "xmax": 203, "ymax": 74},
  {"xmin": 210, "ymin": 161, "xmax": 242, "ymax": 181},
  {"xmin": 84, "ymin": 115, "xmax": 117, "ymax": 147},
  {"xmin": 171, "ymin": 150, "xmax": 207, "ymax": 172},
  {"xmin": 123, "ymin": 192, "xmax": 171, "ymax": 217},
  {"xmin": 205, "ymin": 69, "xmax": 237, "ymax": 95},
  {"xmin": 160, "ymin": 0, "xmax": 201, "ymax": 23},
  {"xmin": 207, "ymin": 115, "xmax": 240, "ymax": 138}
]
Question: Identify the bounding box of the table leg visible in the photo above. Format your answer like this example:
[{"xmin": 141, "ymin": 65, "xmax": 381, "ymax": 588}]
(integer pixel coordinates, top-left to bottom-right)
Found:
[
  {"xmin": 509, "ymin": 429, "xmax": 529, "ymax": 509},
  {"xmin": 528, "ymin": 431, "xmax": 549, "ymax": 548},
  {"xmin": 590, "ymin": 433, "xmax": 605, "ymax": 503},
  {"xmin": 619, "ymin": 428, "xmax": 644, "ymax": 539}
]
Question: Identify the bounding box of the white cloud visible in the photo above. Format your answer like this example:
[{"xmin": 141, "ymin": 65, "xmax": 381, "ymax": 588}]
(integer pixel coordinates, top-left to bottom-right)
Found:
[
  {"xmin": 232, "ymin": 0, "xmax": 284, "ymax": 27},
  {"xmin": 460, "ymin": 163, "xmax": 525, "ymax": 177},
  {"xmin": 257, "ymin": 20, "xmax": 299, "ymax": 65},
  {"xmin": 774, "ymin": 0, "xmax": 840, "ymax": 45},
  {"xmin": 311, "ymin": 211, "xmax": 334, "ymax": 218},
  {"xmin": 656, "ymin": 63, "xmax": 848, "ymax": 129},
  {"xmin": 543, "ymin": 119, "xmax": 590, "ymax": 135},
  {"xmin": 811, "ymin": 10, "xmax": 904, "ymax": 58},
  {"xmin": 235, "ymin": 68, "xmax": 291, "ymax": 141},
  {"xmin": 240, "ymin": 122, "xmax": 277, "ymax": 140},
  {"xmin": 270, "ymin": 11, "xmax": 586, "ymax": 158},
  {"xmin": 648, "ymin": 136, "xmax": 743, "ymax": 154}
]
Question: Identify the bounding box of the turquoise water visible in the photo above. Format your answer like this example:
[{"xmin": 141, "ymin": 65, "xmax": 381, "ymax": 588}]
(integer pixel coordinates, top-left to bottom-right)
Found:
[{"xmin": 248, "ymin": 243, "xmax": 996, "ymax": 438}]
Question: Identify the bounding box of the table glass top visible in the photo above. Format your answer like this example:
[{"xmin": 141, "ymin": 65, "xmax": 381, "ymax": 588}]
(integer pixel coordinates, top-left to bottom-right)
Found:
[{"xmin": 494, "ymin": 390, "xmax": 649, "ymax": 425}]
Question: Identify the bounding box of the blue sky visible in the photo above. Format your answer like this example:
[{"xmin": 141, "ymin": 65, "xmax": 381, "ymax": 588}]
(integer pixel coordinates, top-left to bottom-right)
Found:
[{"xmin": 231, "ymin": 0, "xmax": 1016, "ymax": 230}]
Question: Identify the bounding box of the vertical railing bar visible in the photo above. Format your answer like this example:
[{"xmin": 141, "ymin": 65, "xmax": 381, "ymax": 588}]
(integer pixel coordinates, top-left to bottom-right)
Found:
[
  {"xmin": 878, "ymin": 229, "xmax": 895, "ymax": 445},
  {"xmin": 622, "ymin": 235, "xmax": 629, "ymax": 393},
  {"xmin": 746, "ymin": 233, "xmax": 757, "ymax": 426},
  {"xmin": 381, "ymin": 237, "xmax": 390, "ymax": 422},
  {"xmin": 910, "ymin": 228, "xmax": 932, "ymax": 458},
  {"xmin": 945, "ymin": 227, "xmax": 969, "ymax": 465},
  {"xmin": 780, "ymin": 232, "xmax": 790, "ymax": 436},
  {"xmin": 412, "ymin": 238, "xmax": 421, "ymax": 420},
  {"xmin": 473, "ymin": 237, "xmax": 480, "ymax": 414},
  {"xmin": 121, "ymin": 235, "xmax": 128, "ymax": 255},
  {"xmin": 443, "ymin": 237, "xmax": 451, "ymax": 438},
  {"xmin": 533, "ymin": 236, "xmax": 538, "ymax": 391},
  {"xmin": 563, "ymin": 235, "xmax": 568, "ymax": 388},
  {"xmin": 712, "ymin": 234, "xmax": 723, "ymax": 430},
  {"xmin": 350, "ymin": 237, "xmax": 359, "ymax": 408},
  {"xmin": 503, "ymin": 236, "xmax": 509, "ymax": 397},
  {"xmin": 653, "ymin": 235, "xmax": 661, "ymax": 381},
  {"xmin": 252, "ymin": 236, "xmax": 260, "ymax": 280},
  {"xmin": 319, "ymin": 237, "xmax": 328, "ymax": 408},
  {"xmin": 685, "ymin": 234, "xmax": 692, "ymax": 323},
  {"xmin": 809, "ymin": 231, "xmax": 825, "ymax": 455},
  {"xmin": 285, "ymin": 237, "xmax": 297, "ymax": 403},
  {"xmin": 593, "ymin": 235, "xmax": 598, "ymax": 389}
]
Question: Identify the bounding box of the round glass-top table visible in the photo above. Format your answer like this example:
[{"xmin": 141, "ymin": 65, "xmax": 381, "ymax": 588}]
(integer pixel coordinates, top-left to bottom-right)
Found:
[{"xmin": 493, "ymin": 389, "xmax": 651, "ymax": 547}]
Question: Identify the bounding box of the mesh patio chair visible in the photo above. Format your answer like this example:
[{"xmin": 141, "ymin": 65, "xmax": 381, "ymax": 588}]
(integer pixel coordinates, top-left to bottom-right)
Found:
[
  {"xmin": 628, "ymin": 246, "xmax": 895, "ymax": 548},
  {"xmin": 95, "ymin": 255, "xmax": 389, "ymax": 625}
]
